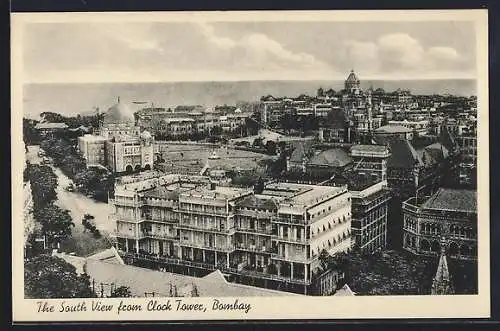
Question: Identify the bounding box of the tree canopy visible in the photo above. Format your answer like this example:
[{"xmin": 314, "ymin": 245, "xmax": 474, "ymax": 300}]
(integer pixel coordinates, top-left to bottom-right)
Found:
[
  {"xmin": 109, "ymin": 286, "xmax": 132, "ymax": 298},
  {"xmin": 24, "ymin": 255, "xmax": 94, "ymax": 299}
]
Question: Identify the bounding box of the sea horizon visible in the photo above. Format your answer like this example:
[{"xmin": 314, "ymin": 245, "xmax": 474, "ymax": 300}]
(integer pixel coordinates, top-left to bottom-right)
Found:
[{"xmin": 22, "ymin": 79, "xmax": 477, "ymax": 119}]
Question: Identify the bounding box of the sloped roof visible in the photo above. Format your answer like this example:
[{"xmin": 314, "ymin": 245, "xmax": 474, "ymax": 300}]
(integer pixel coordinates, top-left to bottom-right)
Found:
[
  {"xmin": 289, "ymin": 143, "xmax": 308, "ymax": 163},
  {"xmin": 334, "ymin": 284, "xmax": 356, "ymax": 296},
  {"xmin": 422, "ymin": 143, "xmax": 449, "ymax": 165},
  {"xmin": 236, "ymin": 195, "xmax": 278, "ymax": 211},
  {"xmin": 422, "ymin": 188, "xmax": 477, "ymax": 213},
  {"xmin": 307, "ymin": 148, "xmax": 352, "ymax": 168},
  {"xmin": 142, "ymin": 186, "xmax": 180, "ymax": 200},
  {"xmin": 104, "ymin": 101, "xmax": 135, "ymax": 124},
  {"xmin": 84, "ymin": 260, "xmax": 298, "ymax": 297},
  {"xmin": 438, "ymin": 127, "xmax": 459, "ymax": 151},
  {"xmin": 346, "ymin": 70, "xmax": 360, "ymax": 83},
  {"xmin": 35, "ymin": 122, "xmax": 68, "ymax": 130},
  {"xmin": 386, "ymin": 139, "xmax": 423, "ymax": 168},
  {"xmin": 375, "ymin": 125, "xmax": 412, "ymax": 134}
]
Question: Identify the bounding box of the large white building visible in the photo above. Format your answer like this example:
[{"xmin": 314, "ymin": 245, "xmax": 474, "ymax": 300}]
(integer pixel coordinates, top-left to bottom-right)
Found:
[
  {"xmin": 77, "ymin": 98, "xmax": 155, "ymax": 173},
  {"xmin": 110, "ymin": 173, "xmax": 352, "ymax": 295}
]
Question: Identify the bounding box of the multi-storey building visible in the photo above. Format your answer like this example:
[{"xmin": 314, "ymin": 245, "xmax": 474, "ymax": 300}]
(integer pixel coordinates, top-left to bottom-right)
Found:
[
  {"xmin": 110, "ymin": 174, "xmax": 352, "ymax": 295},
  {"xmin": 349, "ymin": 144, "xmax": 391, "ymax": 182},
  {"xmin": 77, "ymin": 98, "xmax": 155, "ymax": 174},
  {"xmin": 402, "ymin": 188, "xmax": 477, "ymax": 260},
  {"xmin": 349, "ymin": 179, "xmax": 391, "ymax": 254},
  {"xmin": 77, "ymin": 134, "xmax": 108, "ymax": 166}
]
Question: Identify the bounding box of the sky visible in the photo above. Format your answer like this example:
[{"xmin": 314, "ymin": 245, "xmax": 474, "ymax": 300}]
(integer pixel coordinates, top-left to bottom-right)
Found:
[{"xmin": 22, "ymin": 20, "xmax": 477, "ymax": 83}]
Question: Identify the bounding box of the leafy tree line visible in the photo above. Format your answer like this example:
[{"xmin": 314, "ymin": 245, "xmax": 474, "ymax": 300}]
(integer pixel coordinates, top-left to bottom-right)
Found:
[
  {"xmin": 40, "ymin": 137, "xmax": 114, "ymax": 202},
  {"xmin": 318, "ymin": 248, "xmax": 477, "ymax": 295},
  {"xmin": 25, "ymin": 255, "xmax": 95, "ymax": 299},
  {"xmin": 24, "ymin": 163, "xmax": 75, "ymax": 254}
]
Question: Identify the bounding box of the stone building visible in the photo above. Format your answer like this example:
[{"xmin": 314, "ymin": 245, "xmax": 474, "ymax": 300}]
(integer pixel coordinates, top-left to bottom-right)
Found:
[{"xmin": 402, "ymin": 188, "xmax": 477, "ymax": 260}]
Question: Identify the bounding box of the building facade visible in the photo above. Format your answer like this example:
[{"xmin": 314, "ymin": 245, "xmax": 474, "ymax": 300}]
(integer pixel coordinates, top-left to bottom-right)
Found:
[
  {"xmin": 110, "ymin": 174, "xmax": 352, "ymax": 295},
  {"xmin": 402, "ymin": 188, "xmax": 477, "ymax": 260}
]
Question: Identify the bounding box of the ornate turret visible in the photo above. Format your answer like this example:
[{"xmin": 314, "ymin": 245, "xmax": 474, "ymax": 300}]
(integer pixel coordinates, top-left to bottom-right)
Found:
[
  {"xmin": 431, "ymin": 237, "xmax": 454, "ymax": 295},
  {"xmin": 345, "ymin": 69, "xmax": 361, "ymax": 95}
]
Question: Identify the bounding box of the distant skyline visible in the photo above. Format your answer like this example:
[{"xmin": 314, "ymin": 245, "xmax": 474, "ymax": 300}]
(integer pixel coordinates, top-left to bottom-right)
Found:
[{"xmin": 22, "ymin": 20, "xmax": 477, "ymax": 83}]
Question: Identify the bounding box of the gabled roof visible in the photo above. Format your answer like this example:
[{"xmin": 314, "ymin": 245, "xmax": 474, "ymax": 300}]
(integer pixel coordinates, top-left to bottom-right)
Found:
[
  {"xmin": 307, "ymin": 148, "xmax": 352, "ymax": 168},
  {"xmin": 334, "ymin": 284, "xmax": 356, "ymax": 296},
  {"xmin": 386, "ymin": 138, "xmax": 423, "ymax": 168}
]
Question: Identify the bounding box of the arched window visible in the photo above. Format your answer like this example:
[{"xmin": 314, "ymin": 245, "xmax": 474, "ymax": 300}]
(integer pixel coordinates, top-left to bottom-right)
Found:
[
  {"xmin": 431, "ymin": 240, "xmax": 440, "ymax": 252},
  {"xmin": 420, "ymin": 239, "xmax": 430, "ymax": 251}
]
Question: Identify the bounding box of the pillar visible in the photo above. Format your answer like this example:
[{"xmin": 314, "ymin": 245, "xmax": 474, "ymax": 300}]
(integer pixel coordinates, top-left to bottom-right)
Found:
[
  {"xmin": 291, "ymin": 263, "xmax": 294, "ymax": 279},
  {"xmin": 277, "ymin": 262, "xmax": 281, "ymax": 277},
  {"xmin": 304, "ymin": 264, "xmax": 308, "ymax": 283},
  {"xmin": 226, "ymin": 253, "xmax": 230, "ymax": 268},
  {"xmin": 125, "ymin": 239, "xmax": 129, "ymax": 253},
  {"xmin": 215, "ymin": 251, "xmax": 218, "ymax": 266},
  {"xmin": 202, "ymin": 250, "xmax": 206, "ymax": 263},
  {"xmin": 135, "ymin": 239, "xmax": 139, "ymax": 254}
]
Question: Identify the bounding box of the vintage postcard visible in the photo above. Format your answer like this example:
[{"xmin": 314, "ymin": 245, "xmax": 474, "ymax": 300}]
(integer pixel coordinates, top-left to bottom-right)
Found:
[{"xmin": 11, "ymin": 10, "xmax": 489, "ymax": 321}]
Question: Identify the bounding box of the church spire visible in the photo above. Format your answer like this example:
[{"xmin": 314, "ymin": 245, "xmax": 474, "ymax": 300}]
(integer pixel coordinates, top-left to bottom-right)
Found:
[{"xmin": 431, "ymin": 237, "xmax": 454, "ymax": 295}]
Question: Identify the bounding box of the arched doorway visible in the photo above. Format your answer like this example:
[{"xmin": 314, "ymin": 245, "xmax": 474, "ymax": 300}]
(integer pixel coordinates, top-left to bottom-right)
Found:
[
  {"xmin": 144, "ymin": 164, "xmax": 151, "ymax": 171},
  {"xmin": 420, "ymin": 239, "xmax": 430, "ymax": 252},
  {"xmin": 125, "ymin": 165, "xmax": 133, "ymax": 173},
  {"xmin": 135, "ymin": 164, "xmax": 141, "ymax": 171},
  {"xmin": 449, "ymin": 241, "xmax": 459, "ymax": 256}
]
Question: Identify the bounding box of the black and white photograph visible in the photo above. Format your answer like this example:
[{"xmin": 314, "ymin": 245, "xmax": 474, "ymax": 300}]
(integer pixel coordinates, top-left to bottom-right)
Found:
[{"xmin": 12, "ymin": 10, "xmax": 490, "ymax": 321}]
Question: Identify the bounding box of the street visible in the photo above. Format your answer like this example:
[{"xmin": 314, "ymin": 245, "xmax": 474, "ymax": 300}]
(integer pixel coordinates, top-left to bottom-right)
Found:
[{"xmin": 26, "ymin": 145, "xmax": 114, "ymax": 256}]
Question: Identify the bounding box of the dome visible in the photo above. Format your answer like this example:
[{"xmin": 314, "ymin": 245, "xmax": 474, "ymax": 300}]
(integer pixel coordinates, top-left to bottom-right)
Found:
[
  {"xmin": 103, "ymin": 97, "xmax": 135, "ymax": 124},
  {"xmin": 346, "ymin": 70, "xmax": 360, "ymax": 83},
  {"xmin": 140, "ymin": 130, "xmax": 152, "ymax": 140}
]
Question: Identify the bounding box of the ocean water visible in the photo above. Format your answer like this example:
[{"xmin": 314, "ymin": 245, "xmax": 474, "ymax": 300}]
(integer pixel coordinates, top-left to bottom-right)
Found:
[{"xmin": 22, "ymin": 80, "xmax": 476, "ymax": 119}]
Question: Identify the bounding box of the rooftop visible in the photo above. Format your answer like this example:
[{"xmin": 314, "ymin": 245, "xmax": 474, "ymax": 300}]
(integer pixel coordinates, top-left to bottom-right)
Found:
[
  {"xmin": 85, "ymin": 260, "xmax": 297, "ymax": 297},
  {"xmin": 236, "ymin": 194, "xmax": 279, "ymax": 211},
  {"xmin": 350, "ymin": 144, "xmax": 389, "ymax": 155},
  {"xmin": 375, "ymin": 125, "xmax": 412, "ymax": 134},
  {"xmin": 421, "ymin": 188, "xmax": 477, "ymax": 213},
  {"xmin": 307, "ymin": 148, "xmax": 352, "ymax": 168},
  {"xmin": 35, "ymin": 122, "xmax": 68, "ymax": 130}
]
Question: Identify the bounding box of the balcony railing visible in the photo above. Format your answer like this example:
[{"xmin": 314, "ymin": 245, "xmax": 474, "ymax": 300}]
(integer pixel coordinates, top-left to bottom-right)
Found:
[
  {"xmin": 144, "ymin": 232, "xmax": 179, "ymax": 241},
  {"xmin": 178, "ymin": 241, "xmax": 234, "ymax": 253},
  {"xmin": 112, "ymin": 231, "xmax": 146, "ymax": 240},
  {"xmin": 112, "ymin": 214, "xmax": 145, "ymax": 224},
  {"xmin": 271, "ymin": 235, "xmax": 308, "ymax": 244},
  {"xmin": 120, "ymin": 251, "xmax": 311, "ymax": 285},
  {"xmin": 177, "ymin": 223, "xmax": 235, "ymax": 234},
  {"xmin": 175, "ymin": 208, "xmax": 229, "ymax": 218},
  {"xmin": 235, "ymin": 244, "xmax": 273, "ymax": 254},
  {"xmin": 236, "ymin": 227, "xmax": 272, "ymax": 235},
  {"xmin": 110, "ymin": 199, "xmax": 144, "ymax": 207}
]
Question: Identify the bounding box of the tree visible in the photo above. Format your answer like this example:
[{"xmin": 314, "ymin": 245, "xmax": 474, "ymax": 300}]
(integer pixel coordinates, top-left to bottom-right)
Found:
[
  {"xmin": 34, "ymin": 204, "xmax": 75, "ymax": 246},
  {"xmin": 253, "ymin": 177, "xmax": 265, "ymax": 194},
  {"xmin": 109, "ymin": 286, "xmax": 132, "ymax": 298},
  {"xmin": 24, "ymin": 255, "xmax": 95, "ymax": 298},
  {"xmin": 265, "ymin": 140, "xmax": 277, "ymax": 155},
  {"xmin": 318, "ymin": 249, "xmax": 330, "ymax": 271},
  {"xmin": 317, "ymin": 87, "xmax": 325, "ymax": 97}
]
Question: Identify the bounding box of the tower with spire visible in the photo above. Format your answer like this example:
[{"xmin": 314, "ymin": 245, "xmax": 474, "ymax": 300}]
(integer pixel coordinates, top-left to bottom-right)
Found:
[{"xmin": 431, "ymin": 237, "xmax": 454, "ymax": 295}]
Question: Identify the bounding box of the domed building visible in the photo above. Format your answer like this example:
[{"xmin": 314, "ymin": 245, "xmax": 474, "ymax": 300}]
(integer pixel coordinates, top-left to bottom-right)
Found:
[
  {"xmin": 78, "ymin": 97, "xmax": 155, "ymax": 174},
  {"xmin": 345, "ymin": 70, "xmax": 361, "ymax": 95},
  {"xmin": 103, "ymin": 97, "xmax": 135, "ymax": 125}
]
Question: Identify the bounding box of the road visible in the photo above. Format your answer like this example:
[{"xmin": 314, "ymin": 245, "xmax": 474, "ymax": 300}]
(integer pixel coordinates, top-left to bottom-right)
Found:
[{"xmin": 26, "ymin": 145, "xmax": 114, "ymax": 256}]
